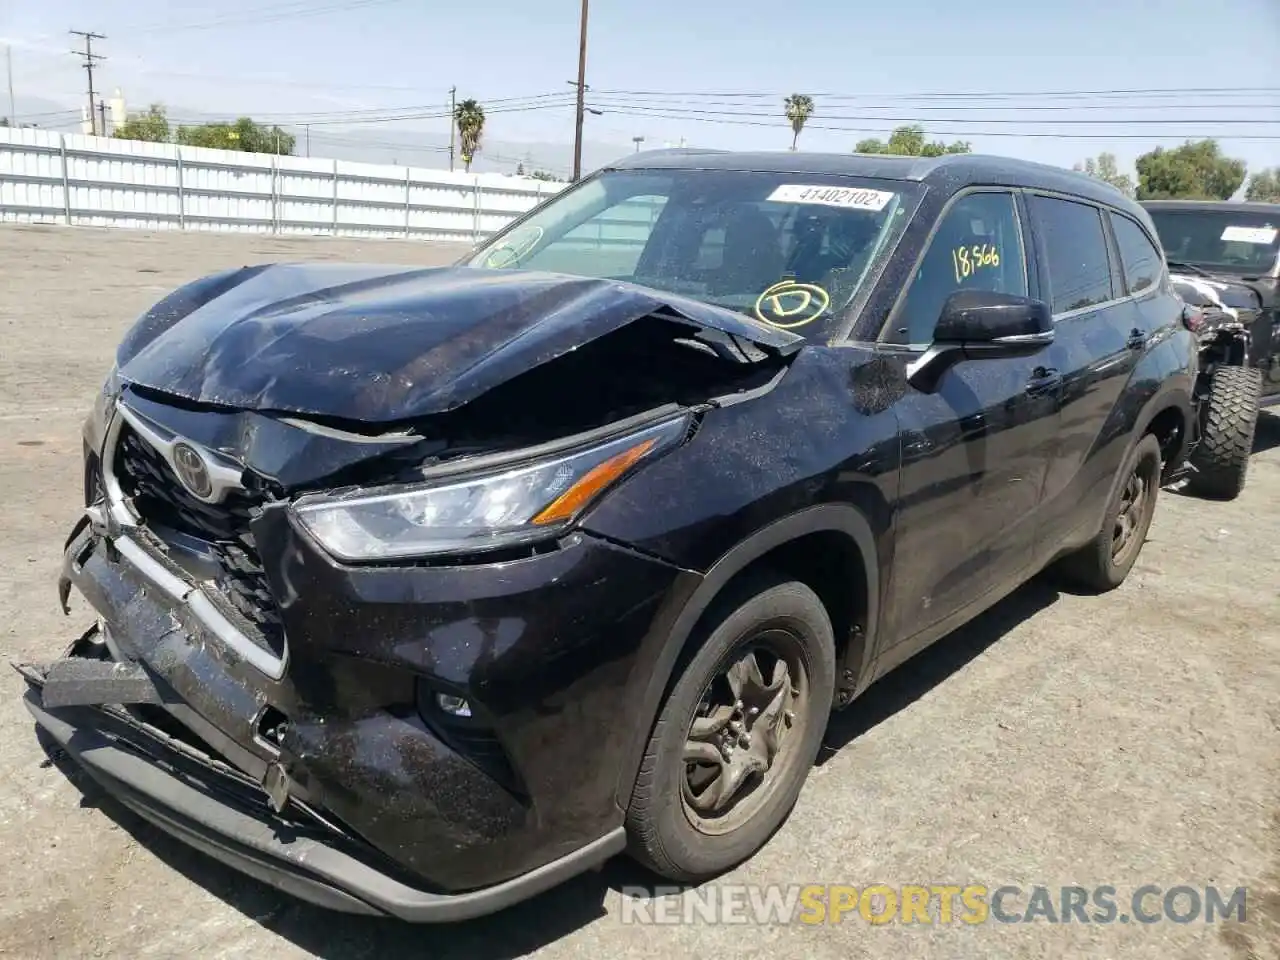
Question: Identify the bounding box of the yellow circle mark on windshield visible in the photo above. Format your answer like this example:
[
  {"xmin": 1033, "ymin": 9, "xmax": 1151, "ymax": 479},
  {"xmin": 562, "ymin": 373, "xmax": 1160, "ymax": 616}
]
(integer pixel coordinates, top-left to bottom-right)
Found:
[{"xmin": 754, "ymin": 280, "xmax": 831, "ymax": 329}]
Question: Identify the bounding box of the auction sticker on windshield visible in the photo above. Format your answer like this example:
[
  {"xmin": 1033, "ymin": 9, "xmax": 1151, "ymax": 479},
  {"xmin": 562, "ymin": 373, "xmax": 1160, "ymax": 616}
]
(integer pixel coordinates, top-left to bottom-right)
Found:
[
  {"xmin": 1220, "ymin": 225, "xmax": 1278, "ymax": 244},
  {"xmin": 767, "ymin": 185, "xmax": 895, "ymax": 211}
]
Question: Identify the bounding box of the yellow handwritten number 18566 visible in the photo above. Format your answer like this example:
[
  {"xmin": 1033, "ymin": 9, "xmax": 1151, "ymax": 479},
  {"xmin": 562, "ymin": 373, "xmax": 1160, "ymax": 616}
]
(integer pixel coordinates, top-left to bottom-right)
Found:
[{"xmin": 952, "ymin": 244, "xmax": 1000, "ymax": 283}]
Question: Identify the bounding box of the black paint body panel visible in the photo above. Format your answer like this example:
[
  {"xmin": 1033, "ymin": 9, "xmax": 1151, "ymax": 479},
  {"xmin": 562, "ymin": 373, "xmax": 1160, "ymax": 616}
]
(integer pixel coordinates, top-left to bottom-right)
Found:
[{"xmin": 28, "ymin": 151, "xmax": 1200, "ymax": 917}]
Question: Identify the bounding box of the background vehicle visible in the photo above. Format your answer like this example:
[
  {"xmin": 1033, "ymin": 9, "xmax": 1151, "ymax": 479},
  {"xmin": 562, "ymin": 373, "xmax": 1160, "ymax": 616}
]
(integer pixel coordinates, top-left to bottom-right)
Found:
[
  {"xmin": 1143, "ymin": 200, "xmax": 1279, "ymax": 499},
  {"xmin": 22, "ymin": 152, "xmax": 1196, "ymax": 922}
]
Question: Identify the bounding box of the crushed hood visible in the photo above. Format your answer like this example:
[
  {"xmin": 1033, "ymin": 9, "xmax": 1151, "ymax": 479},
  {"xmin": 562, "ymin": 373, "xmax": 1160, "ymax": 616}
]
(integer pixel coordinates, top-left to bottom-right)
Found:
[{"xmin": 116, "ymin": 263, "xmax": 802, "ymax": 423}]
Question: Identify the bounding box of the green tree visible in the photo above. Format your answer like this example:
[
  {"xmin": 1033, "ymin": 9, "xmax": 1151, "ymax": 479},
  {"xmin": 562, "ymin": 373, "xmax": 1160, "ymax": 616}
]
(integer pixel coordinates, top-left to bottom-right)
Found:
[
  {"xmin": 112, "ymin": 103, "xmax": 172, "ymax": 143},
  {"xmin": 453, "ymin": 99, "xmax": 485, "ymax": 172},
  {"xmin": 175, "ymin": 117, "xmax": 294, "ymax": 155},
  {"xmin": 1135, "ymin": 140, "xmax": 1246, "ymax": 201},
  {"xmin": 0, "ymin": 118, "xmax": 8, "ymax": 128},
  {"xmin": 529, "ymin": 170, "xmax": 563, "ymax": 182},
  {"xmin": 1073, "ymin": 152, "xmax": 1135, "ymax": 196},
  {"xmin": 1245, "ymin": 168, "xmax": 1280, "ymax": 203},
  {"xmin": 855, "ymin": 124, "xmax": 970, "ymax": 157},
  {"xmin": 784, "ymin": 94, "xmax": 814, "ymax": 151}
]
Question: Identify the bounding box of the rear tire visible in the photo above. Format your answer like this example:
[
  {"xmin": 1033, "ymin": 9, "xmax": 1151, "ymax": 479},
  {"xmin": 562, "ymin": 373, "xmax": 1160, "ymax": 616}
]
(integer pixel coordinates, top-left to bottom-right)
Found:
[
  {"xmin": 625, "ymin": 573, "xmax": 835, "ymax": 883},
  {"xmin": 1186, "ymin": 365, "xmax": 1262, "ymax": 501},
  {"xmin": 1054, "ymin": 433, "xmax": 1162, "ymax": 594}
]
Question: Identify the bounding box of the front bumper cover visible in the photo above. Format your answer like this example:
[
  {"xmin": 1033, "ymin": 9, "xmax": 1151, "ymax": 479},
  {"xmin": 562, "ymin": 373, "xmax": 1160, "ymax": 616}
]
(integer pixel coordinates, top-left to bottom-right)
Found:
[
  {"xmin": 21, "ymin": 661, "xmax": 624, "ymax": 921},
  {"xmin": 26, "ymin": 474, "xmax": 692, "ymax": 917}
]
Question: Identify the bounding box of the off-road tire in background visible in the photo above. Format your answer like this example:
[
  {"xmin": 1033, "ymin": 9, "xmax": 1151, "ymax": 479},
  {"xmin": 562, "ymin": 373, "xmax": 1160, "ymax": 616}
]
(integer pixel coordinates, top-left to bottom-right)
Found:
[
  {"xmin": 1186, "ymin": 365, "xmax": 1263, "ymax": 501},
  {"xmin": 625, "ymin": 573, "xmax": 835, "ymax": 883},
  {"xmin": 1054, "ymin": 433, "xmax": 1162, "ymax": 594}
]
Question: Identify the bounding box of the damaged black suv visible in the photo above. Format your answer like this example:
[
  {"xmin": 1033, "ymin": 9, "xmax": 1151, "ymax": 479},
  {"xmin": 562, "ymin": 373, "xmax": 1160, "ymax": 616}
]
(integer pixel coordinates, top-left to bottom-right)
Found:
[{"xmin": 22, "ymin": 150, "xmax": 1198, "ymax": 922}]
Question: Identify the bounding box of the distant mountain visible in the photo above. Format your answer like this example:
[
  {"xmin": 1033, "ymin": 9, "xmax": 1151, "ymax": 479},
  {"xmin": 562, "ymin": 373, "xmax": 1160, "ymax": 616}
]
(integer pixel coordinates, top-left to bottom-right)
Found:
[
  {"xmin": 6, "ymin": 94, "xmax": 85, "ymax": 128},
  {"xmin": 279, "ymin": 125, "xmax": 633, "ymax": 179},
  {"xmin": 4, "ymin": 94, "xmax": 631, "ymax": 179}
]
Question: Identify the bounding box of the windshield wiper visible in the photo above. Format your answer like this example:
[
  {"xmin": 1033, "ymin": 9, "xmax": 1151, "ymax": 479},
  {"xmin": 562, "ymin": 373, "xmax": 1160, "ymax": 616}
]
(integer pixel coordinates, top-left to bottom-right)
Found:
[{"xmin": 1166, "ymin": 260, "xmax": 1215, "ymax": 278}]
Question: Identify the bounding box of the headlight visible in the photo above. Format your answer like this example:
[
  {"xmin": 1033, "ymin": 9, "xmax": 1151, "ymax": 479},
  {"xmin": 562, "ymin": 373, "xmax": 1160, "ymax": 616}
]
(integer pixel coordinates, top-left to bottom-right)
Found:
[{"xmin": 292, "ymin": 414, "xmax": 690, "ymax": 561}]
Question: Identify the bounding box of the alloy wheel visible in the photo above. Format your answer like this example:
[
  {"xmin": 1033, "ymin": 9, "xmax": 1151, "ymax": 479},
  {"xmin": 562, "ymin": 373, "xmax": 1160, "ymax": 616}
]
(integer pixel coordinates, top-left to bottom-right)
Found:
[
  {"xmin": 1112, "ymin": 465, "xmax": 1149, "ymax": 563},
  {"xmin": 681, "ymin": 631, "xmax": 809, "ymax": 835}
]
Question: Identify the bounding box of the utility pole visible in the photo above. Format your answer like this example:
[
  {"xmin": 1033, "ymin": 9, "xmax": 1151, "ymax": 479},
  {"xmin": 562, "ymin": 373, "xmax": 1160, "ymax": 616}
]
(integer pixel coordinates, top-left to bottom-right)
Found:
[
  {"xmin": 572, "ymin": 0, "xmax": 589, "ymax": 181},
  {"xmin": 449, "ymin": 85, "xmax": 456, "ymax": 172},
  {"xmin": 70, "ymin": 30, "xmax": 106, "ymax": 136},
  {"xmin": 632, "ymin": 135, "xmax": 645, "ymax": 153},
  {"xmin": 305, "ymin": 124, "xmax": 311, "ymax": 157},
  {"xmin": 98, "ymin": 99, "xmax": 107, "ymax": 137},
  {"xmin": 5, "ymin": 45, "xmax": 15, "ymax": 127}
]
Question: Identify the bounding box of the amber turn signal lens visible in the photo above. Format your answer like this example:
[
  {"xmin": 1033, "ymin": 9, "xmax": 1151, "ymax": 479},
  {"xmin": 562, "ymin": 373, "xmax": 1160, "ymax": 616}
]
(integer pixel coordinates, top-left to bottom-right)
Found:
[{"xmin": 531, "ymin": 438, "xmax": 658, "ymax": 525}]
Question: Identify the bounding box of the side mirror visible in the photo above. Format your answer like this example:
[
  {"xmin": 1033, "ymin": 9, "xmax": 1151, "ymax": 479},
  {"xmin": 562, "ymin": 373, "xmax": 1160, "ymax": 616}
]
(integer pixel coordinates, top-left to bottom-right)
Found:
[
  {"xmin": 907, "ymin": 290, "xmax": 1054, "ymax": 392},
  {"xmin": 934, "ymin": 289, "xmax": 1054, "ymax": 346}
]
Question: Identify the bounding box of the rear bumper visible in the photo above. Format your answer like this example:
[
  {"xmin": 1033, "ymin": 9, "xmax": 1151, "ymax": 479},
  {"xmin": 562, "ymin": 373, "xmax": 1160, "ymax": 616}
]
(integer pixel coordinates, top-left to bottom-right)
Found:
[{"xmin": 21, "ymin": 668, "xmax": 625, "ymax": 922}]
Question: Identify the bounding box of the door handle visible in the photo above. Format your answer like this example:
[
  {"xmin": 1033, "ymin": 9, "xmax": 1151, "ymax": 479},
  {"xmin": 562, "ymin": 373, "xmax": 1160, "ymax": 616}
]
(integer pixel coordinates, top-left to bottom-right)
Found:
[
  {"xmin": 1127, "ymin": 328, "xmax": 1147, "ymax": 350},
  {"xmin": 1026, "ymin": 367, "xmax": 1062, "ymax": 395}
]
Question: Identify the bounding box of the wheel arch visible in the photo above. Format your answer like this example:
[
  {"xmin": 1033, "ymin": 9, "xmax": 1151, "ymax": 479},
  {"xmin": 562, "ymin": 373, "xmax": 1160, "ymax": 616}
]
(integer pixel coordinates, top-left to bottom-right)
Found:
[
  {"xmin": 1107, "ymin": 381, "xmax": 1194, "ymax": 514},
  {"xmin": 614, "ymin": 503, "xmax": 880, "ymax": 810},
  {"xmin": 1145, "ymin": 402, "xmax": 1191, "ymax": 484}
]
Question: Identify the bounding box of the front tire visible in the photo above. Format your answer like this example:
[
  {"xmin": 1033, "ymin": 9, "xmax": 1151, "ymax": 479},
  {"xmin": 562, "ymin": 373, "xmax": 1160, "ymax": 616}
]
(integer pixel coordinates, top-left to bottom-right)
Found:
[
  {"xmin": 1054, "ymin": 433, "xmax": 1162, "ymax": 594},
  {"xmin": 1187, "ymin": 365, "xmax": 1262, "ymax": 501},
  {"xmin": 625, "ymin": 574, "xmax": 835, "ymax": 882}
]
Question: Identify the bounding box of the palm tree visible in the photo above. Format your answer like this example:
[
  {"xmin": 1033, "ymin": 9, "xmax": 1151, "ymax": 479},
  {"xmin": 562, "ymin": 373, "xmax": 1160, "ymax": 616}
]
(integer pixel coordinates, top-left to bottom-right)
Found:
[
  {"xmin": 784, "ymin": 94, "xmax": 814, "ymax": 151},
  {"xmin": 454, "ymin": 98, "xmax": 485, "ymax": 172}
]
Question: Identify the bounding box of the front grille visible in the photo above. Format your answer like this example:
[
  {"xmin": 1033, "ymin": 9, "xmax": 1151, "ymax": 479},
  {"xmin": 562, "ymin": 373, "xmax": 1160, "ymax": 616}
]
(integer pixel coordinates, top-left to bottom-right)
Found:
[{"xmin": 113, "ymin": 422, "xmax": 286, "ymax": 660}]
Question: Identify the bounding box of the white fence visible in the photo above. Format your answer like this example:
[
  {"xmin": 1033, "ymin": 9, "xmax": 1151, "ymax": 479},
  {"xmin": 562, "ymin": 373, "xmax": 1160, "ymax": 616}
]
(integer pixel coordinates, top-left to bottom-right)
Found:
[{"xmin": 0, "ymin": 127, "xmax": 567, "ymax": 243}]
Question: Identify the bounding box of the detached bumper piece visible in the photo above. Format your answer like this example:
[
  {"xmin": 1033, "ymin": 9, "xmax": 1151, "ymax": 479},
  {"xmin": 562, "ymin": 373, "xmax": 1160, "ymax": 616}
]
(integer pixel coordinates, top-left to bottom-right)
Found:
[
  {"xmin": 18, "ymin": 661, "xmax": 625, "ymax": 922},
  {"xmin": 39, "ymin": 655, "xmax": 166, "ymax": 709}
]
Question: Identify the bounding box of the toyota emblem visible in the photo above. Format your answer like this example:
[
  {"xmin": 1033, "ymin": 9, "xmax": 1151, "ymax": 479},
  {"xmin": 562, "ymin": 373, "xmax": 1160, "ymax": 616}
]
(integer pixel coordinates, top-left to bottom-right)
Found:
[{"xmin": 171, "ymin": 442, "xmax": 214, "ymax": 500}]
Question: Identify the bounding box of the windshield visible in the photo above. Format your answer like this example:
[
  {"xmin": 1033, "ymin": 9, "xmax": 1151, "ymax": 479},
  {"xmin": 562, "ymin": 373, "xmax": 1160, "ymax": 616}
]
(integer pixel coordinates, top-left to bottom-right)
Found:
[
  {"xmin": 466, "ymin": 168, "xmax": 919, "ymax": 338},
  {"xmin": 1147, "ymin": 209, "xmax": 1280, "ymax": 275}
]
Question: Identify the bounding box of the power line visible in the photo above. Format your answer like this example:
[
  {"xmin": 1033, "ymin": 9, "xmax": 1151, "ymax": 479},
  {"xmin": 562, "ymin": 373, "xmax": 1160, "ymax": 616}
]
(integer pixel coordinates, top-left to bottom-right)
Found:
[
  {"xmin": 584, "ymin": 99, "xmax": 1280, "ymax": 126},
  {"xmin": 69, "ymin": 30, "xmax": 106, "ymax": 135},
  {"xmin": 160, "ymin": 91, "xmax": 574, "ymax": 126},
  {"xmin": 8, "ymin": 108, "xmax": 81, "ymax": 121},
  {"xmin": 245, "ymin": 98, "xmax": 576, "ymax": 128},
  {"xmin": 253, "ymin": 91, "xmax": 573, "ymax": 122},
  {"xmin": 588, "ymin": 85, "xmax": 1280, "ymax": 101},
  {"xmin": 86, "ymin": 68, "xmax": 1280, "ymax": 106},
  {"xmin": 586, "ymin": 104, "xmax": 1280, "ymax": 141},
  {"xmin": 585, "ymin": 94, "xmax": 1280, "ymax": 114},
  {"xmin": 130, "ymin": 0, "xmax": 406, "ymax": 35}
]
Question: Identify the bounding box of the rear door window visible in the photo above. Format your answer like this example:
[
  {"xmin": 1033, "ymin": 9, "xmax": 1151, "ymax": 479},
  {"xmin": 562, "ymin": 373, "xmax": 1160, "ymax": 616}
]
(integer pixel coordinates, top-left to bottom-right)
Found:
[
  {"xmin": 1109, "ymin": 213, "xmax": 1163, "ymax": 295},
  {"xmin": 1028, "ymin": 195, "xmax": 1116, "ymax": 314}
]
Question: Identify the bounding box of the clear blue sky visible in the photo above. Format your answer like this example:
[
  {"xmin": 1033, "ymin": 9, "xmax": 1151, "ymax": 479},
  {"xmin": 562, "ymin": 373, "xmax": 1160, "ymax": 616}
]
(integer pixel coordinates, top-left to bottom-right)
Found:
[{"xmin": 4, "ymin": 0, "xmax": 1279, "ymax": 178}]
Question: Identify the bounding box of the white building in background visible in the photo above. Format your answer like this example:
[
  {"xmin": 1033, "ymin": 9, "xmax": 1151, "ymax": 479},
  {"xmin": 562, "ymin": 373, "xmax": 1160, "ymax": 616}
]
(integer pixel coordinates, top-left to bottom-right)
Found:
[
  {"xmin": 79, "ymin": 88, "xmax": 125, "ymax": 136},
  {"xmin": 110, "ymin": 89, "xmax": 127, "ymax": 129}
]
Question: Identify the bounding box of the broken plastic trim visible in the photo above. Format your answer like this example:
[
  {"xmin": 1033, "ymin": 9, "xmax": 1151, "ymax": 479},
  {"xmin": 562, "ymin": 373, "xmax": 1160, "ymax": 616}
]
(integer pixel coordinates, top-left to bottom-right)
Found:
[{"xmin": 91, "ymin": 406, "xmax": 290, "ymax": 680}]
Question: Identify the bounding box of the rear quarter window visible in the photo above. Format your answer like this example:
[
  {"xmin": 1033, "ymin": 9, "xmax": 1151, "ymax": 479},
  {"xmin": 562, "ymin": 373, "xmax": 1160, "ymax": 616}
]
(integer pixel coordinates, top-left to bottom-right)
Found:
[
  {"xmin": 1109, "ymin": 213, "xmax": 1163, "ymax": 295},
  {"xmin": 1028, "ymin": 195, "xmax": 1116, "ymax": 314}
]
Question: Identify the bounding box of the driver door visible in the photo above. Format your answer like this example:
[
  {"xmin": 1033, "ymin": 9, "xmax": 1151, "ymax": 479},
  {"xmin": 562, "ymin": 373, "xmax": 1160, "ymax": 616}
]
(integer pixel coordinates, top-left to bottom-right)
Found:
[{"xmin": 876, "ymin": 189, "xmax": 1061, "ymax": 669}]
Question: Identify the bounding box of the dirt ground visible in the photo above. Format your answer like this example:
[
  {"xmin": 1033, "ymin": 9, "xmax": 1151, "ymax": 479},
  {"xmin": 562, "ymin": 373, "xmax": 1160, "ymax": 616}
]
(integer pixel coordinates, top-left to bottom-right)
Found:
[{"xmin": 0, "ymin": 223, "xmax": 1277, "ymax": 960}]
